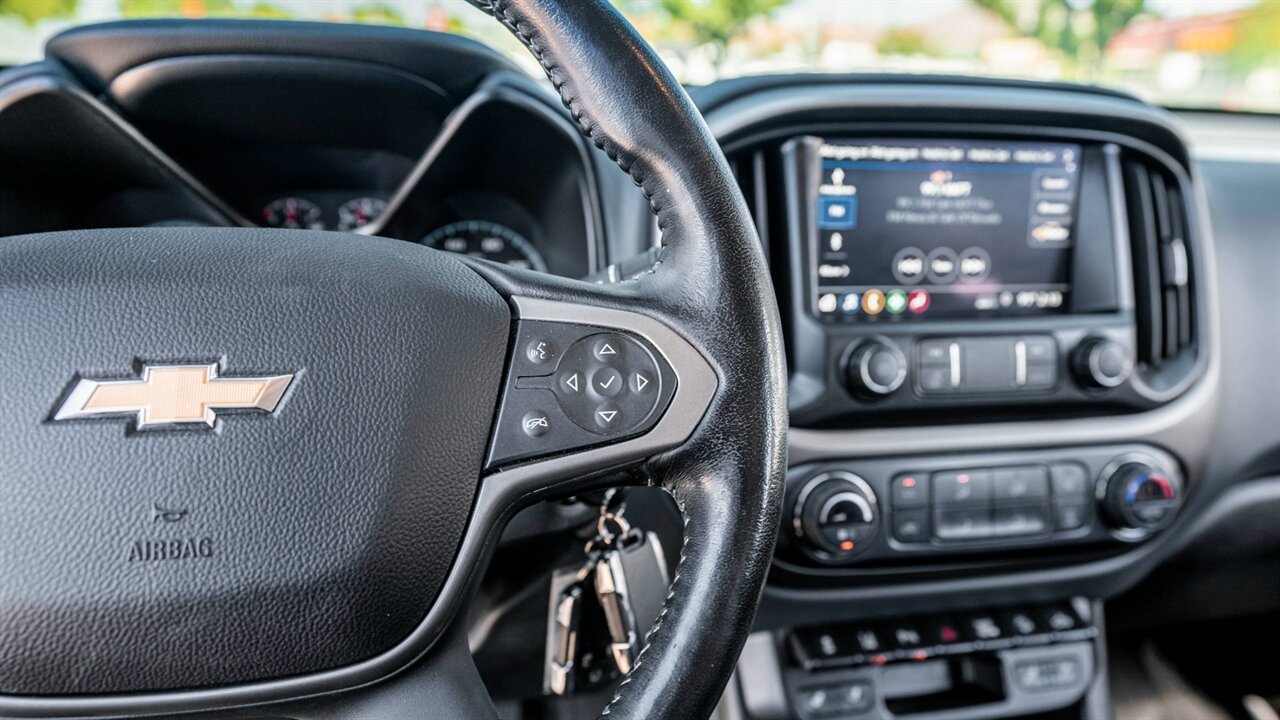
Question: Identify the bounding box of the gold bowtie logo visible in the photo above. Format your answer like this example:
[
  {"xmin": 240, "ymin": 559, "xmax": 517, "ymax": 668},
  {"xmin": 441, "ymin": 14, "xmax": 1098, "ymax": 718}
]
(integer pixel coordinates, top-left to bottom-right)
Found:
[{"xmin": 54, "ymin": 364, "xmax": 293, "ymax": 429}]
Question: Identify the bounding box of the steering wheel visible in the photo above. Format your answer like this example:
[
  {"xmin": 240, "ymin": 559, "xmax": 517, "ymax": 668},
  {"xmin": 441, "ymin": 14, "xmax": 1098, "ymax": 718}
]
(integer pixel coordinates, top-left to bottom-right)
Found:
[{"xmin": 0, "ymin": 1, "xmax": 786, "ymax": 718}]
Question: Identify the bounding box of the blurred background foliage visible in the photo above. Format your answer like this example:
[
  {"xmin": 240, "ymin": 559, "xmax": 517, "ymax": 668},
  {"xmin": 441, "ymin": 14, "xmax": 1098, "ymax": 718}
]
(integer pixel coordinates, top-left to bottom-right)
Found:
[{"xmin": 1, "ymin": 0, "xmax": 1277, "ymax": 112}]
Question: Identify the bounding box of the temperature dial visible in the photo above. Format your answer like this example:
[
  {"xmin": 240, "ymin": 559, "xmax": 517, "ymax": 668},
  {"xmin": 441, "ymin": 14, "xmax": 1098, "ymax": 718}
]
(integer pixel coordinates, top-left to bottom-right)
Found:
[
  {"xmin": 793, "ymin": 472, "xmax": 880, "ymax": 563},
  {"xmin": 1099, "ymin": 458, "xmax": 1182, "ymax": 539}
]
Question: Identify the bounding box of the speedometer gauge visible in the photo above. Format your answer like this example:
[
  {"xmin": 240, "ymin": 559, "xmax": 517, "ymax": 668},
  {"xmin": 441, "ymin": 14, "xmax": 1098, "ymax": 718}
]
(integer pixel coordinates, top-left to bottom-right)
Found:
[
  {"xmin": 337, "ymin": 197, "xmax": 387, "ymax": 231},
  {"xmin": 421, "ymin": 221, "xmax": 547, "ymax": 272},
  {"xmin": 262, "ymin": 198, "xmax": 323, "ymax": 230}
]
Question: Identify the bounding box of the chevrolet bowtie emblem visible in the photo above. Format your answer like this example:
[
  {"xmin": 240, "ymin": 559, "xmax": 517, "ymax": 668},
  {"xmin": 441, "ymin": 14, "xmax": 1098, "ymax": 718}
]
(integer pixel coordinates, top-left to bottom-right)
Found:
[{"xmin": 54, "ymin": 364, "xmax": 293, "ymax": 429}]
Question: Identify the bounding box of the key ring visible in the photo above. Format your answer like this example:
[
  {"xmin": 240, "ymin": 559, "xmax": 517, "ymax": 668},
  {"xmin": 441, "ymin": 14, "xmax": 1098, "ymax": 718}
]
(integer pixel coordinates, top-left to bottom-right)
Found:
[{"xmin": 596, "ymin": 512, "xmax": 631, "ymax": 546}]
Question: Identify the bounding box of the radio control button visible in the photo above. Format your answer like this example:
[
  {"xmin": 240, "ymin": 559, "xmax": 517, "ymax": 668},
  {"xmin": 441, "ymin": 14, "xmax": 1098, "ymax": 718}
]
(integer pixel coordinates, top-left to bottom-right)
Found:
[
  {"xmin": 919, "ymin": 367, "xmax": 951, "ymax": 393},
  {"xmin": 957, "ymin": 247, "xmax": 991, "ymax": 282},
  {"xmin": 861, "ymin": 289, "xmax": 886, "ymax": 315},
  {"xmin": 892, "ymin": 247, "xmax": 927, "ymax": 285},
  {"xmin": 1021, "ymin": 336, "xmax": 1058, "ymax": 365},
  {"xmin": 1024, "ymin": 363, "xmax": 1058, "ymax": 389},
  {"xmin": 926, "ymin": 247, "xmax": 959, "ymax": 284},
  {"xmin": 844, "ymin": 340, "xmax": 906, "ymax": 398},
  {"xmin": 1072, "ymin": 338, "xmax": 1132, "ymax": 389},
  {"xmin": 919, "ymin": 340, "xmax": 950, "ymax": 366}
]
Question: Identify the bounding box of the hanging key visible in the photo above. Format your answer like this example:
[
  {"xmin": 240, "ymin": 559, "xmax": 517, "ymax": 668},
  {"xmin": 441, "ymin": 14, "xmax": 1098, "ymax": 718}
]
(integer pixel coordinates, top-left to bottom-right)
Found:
[
  {"xmin": 543, "ymin": 491, "xmax": 624, "ymax": 696},
  {"xmin": 593, "ymin": 512, "xmax": 671, "ymax": 674}
]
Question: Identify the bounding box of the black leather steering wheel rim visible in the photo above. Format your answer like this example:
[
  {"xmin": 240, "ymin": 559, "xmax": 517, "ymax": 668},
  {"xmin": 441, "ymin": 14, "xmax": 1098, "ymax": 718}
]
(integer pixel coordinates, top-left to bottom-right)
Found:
[
  {"xmin": 0, "ymin": 3, "xmax": 785, "ymax": 719},
  {"xmin": 467, "ymin": 1, "xmax": 789, "ymax": 715}
]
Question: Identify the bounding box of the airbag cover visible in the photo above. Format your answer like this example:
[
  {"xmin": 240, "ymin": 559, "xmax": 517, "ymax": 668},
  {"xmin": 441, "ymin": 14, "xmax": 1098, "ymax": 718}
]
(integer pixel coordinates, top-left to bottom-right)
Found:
[{"xmin": 0, "ymin": 228, "xmax": 508, "ymax": 694}]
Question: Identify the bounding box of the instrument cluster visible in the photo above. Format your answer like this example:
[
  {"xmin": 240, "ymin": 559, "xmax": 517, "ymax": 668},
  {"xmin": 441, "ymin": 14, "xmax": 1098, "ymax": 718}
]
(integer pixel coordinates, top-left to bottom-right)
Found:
[
  {"xmin": 258, "ymin": 194, "xmax": 387, "ymax": 232},
  {"xmin": 255, "ymin": 194, "xmax": 548, "ymax": 270}
]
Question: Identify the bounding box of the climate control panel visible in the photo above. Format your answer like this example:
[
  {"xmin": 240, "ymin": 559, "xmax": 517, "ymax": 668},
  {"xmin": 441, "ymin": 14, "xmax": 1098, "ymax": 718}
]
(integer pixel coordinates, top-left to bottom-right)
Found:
[{"xmin": 781, "ymin": 445, "xmax": 1183, "ymax": 569}]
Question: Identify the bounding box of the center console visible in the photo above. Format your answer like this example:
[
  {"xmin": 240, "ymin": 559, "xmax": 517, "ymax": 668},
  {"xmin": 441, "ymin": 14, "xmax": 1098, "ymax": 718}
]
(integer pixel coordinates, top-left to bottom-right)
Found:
[
  {"xmin": 772, "ymin": 126, "xmax": 1202, "ymax": 573},
  {"xmin": 704, "ymin": 80, "xmax": 1213, "ymax": 720}
]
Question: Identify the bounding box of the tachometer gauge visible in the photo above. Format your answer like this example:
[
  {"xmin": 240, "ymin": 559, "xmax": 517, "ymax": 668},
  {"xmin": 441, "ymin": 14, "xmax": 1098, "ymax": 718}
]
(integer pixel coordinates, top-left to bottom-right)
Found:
[
  {"xmin": 421, "ymin": 221, "xmax": 547, "ymax": 272},
  {"xmin": 262, "ymin": 198, "xmax": 323, "ymax": 230},
  {"xmin": 337, "ymin": 197, "xmax": 388, "ymax": 232}
]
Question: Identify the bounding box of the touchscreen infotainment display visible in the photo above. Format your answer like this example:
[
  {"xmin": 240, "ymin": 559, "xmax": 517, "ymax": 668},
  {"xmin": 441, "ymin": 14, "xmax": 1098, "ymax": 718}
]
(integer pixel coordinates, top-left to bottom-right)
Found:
[{"xmin": 812, "ymin": 138, "xmax": 1081, "ymax": 321}]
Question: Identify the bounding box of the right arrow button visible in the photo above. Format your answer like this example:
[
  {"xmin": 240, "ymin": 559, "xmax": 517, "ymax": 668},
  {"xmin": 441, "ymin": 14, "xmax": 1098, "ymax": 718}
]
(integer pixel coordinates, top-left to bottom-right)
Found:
[{"xmin": 631, "ymin": 371, "xmax": 651, "ymax": 393}]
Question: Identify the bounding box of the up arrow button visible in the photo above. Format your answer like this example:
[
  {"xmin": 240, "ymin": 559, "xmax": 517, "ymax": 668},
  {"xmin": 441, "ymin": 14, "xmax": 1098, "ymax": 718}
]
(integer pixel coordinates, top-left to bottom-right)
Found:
[{"xmin": 592, "ymin": 336, "xmax": 623, "ymax": 362}]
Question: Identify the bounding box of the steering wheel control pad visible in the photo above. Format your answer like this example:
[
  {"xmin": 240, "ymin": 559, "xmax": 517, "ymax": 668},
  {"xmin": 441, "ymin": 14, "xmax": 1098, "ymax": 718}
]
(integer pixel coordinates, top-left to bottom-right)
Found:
[{"xmin": 488, "ymin": 321, "xmax": 676, "ymax": 467}]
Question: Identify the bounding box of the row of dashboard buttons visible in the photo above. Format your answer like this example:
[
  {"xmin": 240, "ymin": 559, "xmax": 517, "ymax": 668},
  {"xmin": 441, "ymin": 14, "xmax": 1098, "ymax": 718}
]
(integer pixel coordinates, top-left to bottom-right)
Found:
[
  {"xmin": 889, "ymin": 464, "xmax": 1092, "ymax": 544},
  {"xmin": 790, "ymin": 602, "xmax": 1095, "ymax": 671},
  {"xmin": 917, "ymin": 335, "xmax": 1058, "ymax": 395}
]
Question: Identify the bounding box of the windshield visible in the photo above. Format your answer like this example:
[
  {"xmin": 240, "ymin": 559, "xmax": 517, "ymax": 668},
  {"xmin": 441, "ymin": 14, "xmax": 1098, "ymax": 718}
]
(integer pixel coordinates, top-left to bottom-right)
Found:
[{"xmin": 1, "ymin": 0, "xmax": 1277, "ymax": 113}]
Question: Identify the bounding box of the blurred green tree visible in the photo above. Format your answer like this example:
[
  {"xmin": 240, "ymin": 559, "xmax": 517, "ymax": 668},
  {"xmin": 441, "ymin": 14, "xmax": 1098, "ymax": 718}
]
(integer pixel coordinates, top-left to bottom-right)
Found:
[
  {"xmin": 878, "ymin": 28, "xmax": 928, "ymax": 57},
  {"xmin": 975, "ymin": 0, "xmax": 1146, "ymax": 79},
  {"xmin": 1229, "ymin": 1, "xmax": 1280, "ymax": 72},
  {"xmin": 0, "ymin": 0, "xmax": 79, "ymax": 26},
  {"xmin": 657, "ymin": 0, "xmax": 790, "ymax": 68},
  {"xmin": 119, "ymin": 0, "xmax": 291, "ymax": 19},
  {"xmin": 350, "ymin": 3, "xmax": 406, "ymax": 27}
]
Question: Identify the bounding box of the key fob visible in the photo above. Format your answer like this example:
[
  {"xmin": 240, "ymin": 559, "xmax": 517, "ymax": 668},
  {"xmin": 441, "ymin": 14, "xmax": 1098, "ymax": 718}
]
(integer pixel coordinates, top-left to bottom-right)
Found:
[
  {"xmin": 544, "ymin": 563, "xmax": 620, "ymax": 695},
  {"xmin": 593, "ymin": 531, "xmax": 670, "ymax": 674},
  {"xmin": 544, "ymin": 567, "xmax": 583, "ymax": 696}
]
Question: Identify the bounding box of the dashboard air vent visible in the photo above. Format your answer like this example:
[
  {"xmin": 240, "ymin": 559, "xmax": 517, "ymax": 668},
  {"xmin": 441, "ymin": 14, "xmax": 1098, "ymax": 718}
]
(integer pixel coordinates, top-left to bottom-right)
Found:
[
  {"xmin": 729, "ymin": 148, "xmax": 771, "ymax": 262},
  {"xmin": 1122, "ymin": 157, "xmax": 1195, "ymax": 369}
]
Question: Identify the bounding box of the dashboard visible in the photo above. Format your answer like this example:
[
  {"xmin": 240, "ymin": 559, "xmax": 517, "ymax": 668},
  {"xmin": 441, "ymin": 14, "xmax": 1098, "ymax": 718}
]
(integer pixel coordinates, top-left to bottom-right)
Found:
[
  {"xmin": 1, "ymin": 19, "xmax": 1277, "ymax": 720},
  {"xmin": 0, "ymin": 23, "xmax": 602, "ymax": 279}
]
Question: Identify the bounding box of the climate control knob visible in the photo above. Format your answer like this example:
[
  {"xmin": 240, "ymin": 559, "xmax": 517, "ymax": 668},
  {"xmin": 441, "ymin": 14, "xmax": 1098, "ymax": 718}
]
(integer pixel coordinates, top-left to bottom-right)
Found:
[
  {"xmin": 1072, "ymin": 338, "xmax": 1132, "ymax": 389},
  {"xmin": 1099, "ymin": 459, "xmax": 1182, "ymax": 539},
  {"xmin": 844, "ymin": 340, "xmax": 907, "ymax": 398},
  {"xmin": 793, "ymin": 472, "xmax": 880, "ymax": 562}
]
